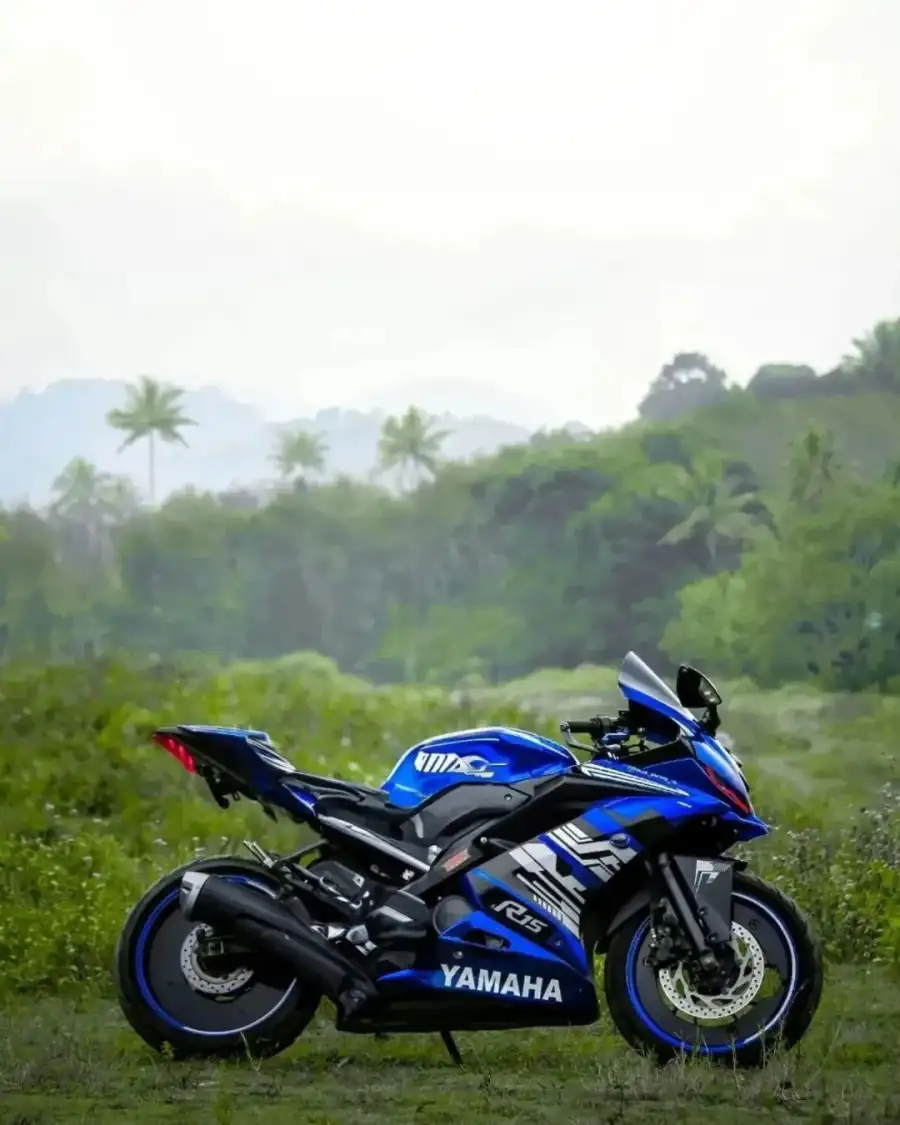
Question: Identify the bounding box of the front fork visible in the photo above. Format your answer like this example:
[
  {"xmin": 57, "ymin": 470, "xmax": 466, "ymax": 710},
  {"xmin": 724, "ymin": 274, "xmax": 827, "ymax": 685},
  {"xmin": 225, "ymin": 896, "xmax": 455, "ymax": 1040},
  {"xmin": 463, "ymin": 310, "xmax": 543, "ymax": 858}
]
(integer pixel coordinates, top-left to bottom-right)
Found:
[{"xmin": 647, "ymin": 852, "xmax": 736, "ymax": 981}]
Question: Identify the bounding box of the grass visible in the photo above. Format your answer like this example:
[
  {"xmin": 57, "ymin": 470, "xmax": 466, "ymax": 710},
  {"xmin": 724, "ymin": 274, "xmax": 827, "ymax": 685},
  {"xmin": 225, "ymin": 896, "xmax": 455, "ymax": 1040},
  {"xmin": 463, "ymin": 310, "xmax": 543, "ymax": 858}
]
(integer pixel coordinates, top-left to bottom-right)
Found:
[{"xmin": 1, "ymin": 967, "xmax": 897, "ymax": 1125}]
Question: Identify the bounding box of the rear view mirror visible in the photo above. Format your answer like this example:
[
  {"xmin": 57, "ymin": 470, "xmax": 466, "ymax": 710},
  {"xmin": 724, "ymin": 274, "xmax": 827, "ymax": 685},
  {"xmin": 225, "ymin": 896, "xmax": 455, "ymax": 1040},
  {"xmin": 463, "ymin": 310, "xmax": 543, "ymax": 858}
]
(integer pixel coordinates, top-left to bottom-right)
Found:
[{"xmin": 676, "ymin": 665, "xmax": 722, "ymax": 709}]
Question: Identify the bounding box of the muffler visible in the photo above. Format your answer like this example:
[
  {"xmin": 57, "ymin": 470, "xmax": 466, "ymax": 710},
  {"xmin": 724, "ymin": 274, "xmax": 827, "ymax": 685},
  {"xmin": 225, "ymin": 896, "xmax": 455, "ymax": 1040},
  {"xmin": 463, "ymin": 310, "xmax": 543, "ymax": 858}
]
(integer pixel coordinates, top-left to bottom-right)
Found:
[{"xmin": 180, "ymin": 872, "xmax": 377, "ymax": 1013}]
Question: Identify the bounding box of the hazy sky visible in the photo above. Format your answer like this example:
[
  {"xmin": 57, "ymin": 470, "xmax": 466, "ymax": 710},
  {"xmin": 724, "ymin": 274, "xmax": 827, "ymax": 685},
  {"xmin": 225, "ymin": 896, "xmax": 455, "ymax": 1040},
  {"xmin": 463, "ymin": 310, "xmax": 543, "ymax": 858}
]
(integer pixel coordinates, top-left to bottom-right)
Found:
[{"xmin": 2, "ymin": 0, "xmax": 899, "ymax": 427}]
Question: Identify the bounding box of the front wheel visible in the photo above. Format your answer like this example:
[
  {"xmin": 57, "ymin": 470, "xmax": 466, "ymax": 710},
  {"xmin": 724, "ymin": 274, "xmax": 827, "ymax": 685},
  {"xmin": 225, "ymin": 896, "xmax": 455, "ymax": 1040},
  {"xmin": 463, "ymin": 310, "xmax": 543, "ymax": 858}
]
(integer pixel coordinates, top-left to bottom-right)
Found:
[
  {"xmin": 114, "ymin": 856, "xmax": 321, "ymax": 1060},
  {"xmin": 604, "ymin": 870, "xmax": 823, "ymax": 1066}
]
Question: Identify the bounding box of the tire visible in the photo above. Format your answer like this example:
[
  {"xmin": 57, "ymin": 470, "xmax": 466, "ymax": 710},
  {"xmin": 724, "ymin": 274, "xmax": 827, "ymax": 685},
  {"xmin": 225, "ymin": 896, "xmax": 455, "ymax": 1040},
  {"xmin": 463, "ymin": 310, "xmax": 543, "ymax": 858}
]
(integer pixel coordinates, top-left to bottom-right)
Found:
[
  {"xmin": 603, "ymin": 870, "xmax": 823, "ymax": 1067},
  {"xmin": 114, "ymin": 855, "xmax": 321, "ymax": 1060}
]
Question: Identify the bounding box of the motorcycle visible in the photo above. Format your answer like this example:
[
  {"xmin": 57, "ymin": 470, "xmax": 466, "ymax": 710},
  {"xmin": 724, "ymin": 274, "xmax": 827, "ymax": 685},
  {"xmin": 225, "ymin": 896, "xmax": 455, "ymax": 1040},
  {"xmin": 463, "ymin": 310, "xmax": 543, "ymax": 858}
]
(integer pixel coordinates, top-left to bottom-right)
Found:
[{"xmin": 115, "ymin": 652, "xmax": 823, "ymax": 1067}]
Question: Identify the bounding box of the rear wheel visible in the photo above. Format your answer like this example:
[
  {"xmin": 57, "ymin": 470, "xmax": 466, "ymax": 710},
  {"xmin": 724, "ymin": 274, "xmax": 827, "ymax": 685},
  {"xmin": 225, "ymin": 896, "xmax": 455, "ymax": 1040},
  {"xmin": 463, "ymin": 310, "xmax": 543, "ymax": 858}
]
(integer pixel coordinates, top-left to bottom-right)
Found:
[
  {"xmin": 603, "ymin": 870, "xmax": 823, "ymax": 1066},
  {"xmin": 115, "ymin": 856, "xmax": 321, "ymax": 1059}
]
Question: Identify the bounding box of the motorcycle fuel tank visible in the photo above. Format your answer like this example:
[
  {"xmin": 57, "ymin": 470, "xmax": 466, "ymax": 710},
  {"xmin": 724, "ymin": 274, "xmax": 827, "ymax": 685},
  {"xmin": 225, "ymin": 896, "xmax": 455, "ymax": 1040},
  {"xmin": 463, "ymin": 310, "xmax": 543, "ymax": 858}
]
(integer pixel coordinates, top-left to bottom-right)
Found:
[{"xmin": 381, "ymin": 726, "xmax": 577, "ymax": 807}]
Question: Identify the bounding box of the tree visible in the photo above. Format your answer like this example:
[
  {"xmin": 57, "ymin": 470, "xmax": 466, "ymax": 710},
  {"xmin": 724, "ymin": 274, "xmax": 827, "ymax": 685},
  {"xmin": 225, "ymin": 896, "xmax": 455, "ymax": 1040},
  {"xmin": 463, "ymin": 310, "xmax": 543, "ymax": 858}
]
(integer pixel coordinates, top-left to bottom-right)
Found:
[
  {"xmin": 51, "ymin": 458, "xmax": 139, "ymax": 525},
  {"xmin": 51, "ymin": 459, "xmax": 113, "ymax": 520},
  {"xmin": 674, "ymin": 477, "xmax": 900, "ymax": 689},
  {"xmin": 0, "ymin": 507, "xmax": 71, "ymax": 661},
  {"xmin": 106, "ymin": 376, "xmax": 195, "ymax": 504},
  {"xmin": 377, "ymin": 407, "xmax": 448, "ymax": 489},
  {"xmin": 787, "ymin": 427, "xmax": 840, "ymax": 508},
  {"xmin": 746, "ymin": 364, "xmax": 818, "ymax": 400},
  {"xmin": 50, "ymin": 458, "xmax": 140, "ymax": 566},
  {"xmin": 638, "ymin": 353, "xmax": 729, "ymax": 422},
  {"xmin": 656, "ymin": 453, "xmax": 763, "ymax": 565},
  {"xmin": 272, "ymin": 428, "xmax": 328, "ymax": 485},
  {"xmin": 842, "ymin": 318, "xmax": 900, "ymax": 391}
]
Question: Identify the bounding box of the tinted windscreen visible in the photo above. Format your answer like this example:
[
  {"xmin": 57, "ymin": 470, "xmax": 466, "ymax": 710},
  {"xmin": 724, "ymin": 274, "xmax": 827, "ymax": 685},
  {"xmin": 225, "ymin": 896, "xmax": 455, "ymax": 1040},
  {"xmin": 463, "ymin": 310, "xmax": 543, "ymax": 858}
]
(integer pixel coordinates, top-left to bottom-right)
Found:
[{"xmin": 618, "ymin": 651, "xmax": 692, "ymax": 720}]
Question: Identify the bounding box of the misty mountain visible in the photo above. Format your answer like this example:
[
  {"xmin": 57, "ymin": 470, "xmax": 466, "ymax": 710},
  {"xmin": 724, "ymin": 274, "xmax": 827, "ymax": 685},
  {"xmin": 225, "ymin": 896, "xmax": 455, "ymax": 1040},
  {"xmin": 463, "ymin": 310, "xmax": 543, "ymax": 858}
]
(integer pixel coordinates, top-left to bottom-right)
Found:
[
  {"xmin": 0, "ymin": 378, "xmax": 542, "ymax": 505},
  {"xmin": 0, "ymin": 177, "xmax": 667, "ymax": 434}
]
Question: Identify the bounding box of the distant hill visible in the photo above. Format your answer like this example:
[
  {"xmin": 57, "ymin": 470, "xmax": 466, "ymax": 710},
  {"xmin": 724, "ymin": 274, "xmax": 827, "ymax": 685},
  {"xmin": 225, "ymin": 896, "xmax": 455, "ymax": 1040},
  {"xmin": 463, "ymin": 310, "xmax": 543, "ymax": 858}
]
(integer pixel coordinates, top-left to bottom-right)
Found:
[
  {"xmin": 3, "ymin": 371, "xmax": 897, "ymax": 508},
  {"xmin": 0, "ymin": 378, "xmax": 540, "ymax": 504}
]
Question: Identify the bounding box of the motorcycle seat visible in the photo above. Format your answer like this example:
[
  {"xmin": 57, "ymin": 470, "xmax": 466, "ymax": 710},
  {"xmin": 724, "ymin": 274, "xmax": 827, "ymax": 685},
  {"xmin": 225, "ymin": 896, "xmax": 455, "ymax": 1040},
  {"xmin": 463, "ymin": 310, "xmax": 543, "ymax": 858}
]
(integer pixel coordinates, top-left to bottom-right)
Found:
[
  {"xmin": 282, "ymin": 769, "xmax": 391, "ymax": 804},
  {"xmin": 312, "ymin": 788, "xmax": 418, "ymax": 836},
  {"xmin": 311, "ymin": 779, "xmax": 532, "ymax": 853}
]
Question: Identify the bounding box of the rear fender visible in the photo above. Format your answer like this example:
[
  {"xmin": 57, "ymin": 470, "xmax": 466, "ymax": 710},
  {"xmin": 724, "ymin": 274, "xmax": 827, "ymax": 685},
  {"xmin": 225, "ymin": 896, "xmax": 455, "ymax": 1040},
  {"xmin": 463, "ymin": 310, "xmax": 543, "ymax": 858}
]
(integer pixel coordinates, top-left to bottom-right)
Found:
[{"xmin": 157, "ymin": 726, "xmax": 308, "ymax": 823}]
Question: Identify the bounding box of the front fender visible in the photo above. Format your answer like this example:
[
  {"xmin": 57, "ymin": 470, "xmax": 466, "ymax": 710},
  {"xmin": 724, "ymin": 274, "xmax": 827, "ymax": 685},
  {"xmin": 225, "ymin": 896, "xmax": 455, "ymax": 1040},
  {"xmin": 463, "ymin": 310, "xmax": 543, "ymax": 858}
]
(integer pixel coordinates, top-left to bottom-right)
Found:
[
  {"xmin": 593, "ymin": 885, "xmax": 653, "ymax": 954},
  {"xmin": 589, "ymin": 857, "xmax": 748, "ymax": 954}
]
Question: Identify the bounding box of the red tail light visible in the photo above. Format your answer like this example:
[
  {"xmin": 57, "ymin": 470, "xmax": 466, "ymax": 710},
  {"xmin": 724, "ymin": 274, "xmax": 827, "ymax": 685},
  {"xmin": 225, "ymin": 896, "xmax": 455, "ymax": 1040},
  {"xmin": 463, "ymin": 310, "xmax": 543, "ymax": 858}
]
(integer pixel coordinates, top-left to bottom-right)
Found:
[
  {"xmin": 702, "ymin": 763, "xmax": 751, "ymax": 815},
  {"xmin": 152, "ymin": 732, "xmax": 197, "ymax": 774}
]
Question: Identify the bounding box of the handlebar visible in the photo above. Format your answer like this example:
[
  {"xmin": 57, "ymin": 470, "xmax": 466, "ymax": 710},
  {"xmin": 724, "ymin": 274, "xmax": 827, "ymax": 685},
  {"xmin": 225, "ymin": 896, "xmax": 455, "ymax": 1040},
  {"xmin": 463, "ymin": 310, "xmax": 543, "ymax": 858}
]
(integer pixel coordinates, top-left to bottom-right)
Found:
[{"xmin": 560, "ymin": 716, "xmax": 624, "ymax": 742}]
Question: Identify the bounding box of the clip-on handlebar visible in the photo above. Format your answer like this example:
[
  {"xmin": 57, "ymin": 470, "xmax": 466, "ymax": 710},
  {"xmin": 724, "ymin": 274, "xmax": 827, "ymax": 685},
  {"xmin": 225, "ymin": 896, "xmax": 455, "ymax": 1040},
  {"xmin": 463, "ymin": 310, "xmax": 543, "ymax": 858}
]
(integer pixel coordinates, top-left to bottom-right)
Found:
[{"xmin": 559, "ymin": 714, "xmax": 637, "ymax": 757}]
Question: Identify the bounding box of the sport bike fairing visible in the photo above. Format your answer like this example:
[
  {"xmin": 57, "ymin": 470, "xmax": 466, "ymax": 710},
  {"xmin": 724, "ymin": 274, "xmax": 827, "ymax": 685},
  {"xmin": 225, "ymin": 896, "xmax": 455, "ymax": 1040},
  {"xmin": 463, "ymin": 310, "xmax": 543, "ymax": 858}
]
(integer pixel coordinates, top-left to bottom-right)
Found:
[
  {"xmin": 372, "ymin": 788, "xmax": 739, "ymax": 1024},
  {"xmin": 616, "ymin": 652, "xmax": 755, "ymax": 819}
]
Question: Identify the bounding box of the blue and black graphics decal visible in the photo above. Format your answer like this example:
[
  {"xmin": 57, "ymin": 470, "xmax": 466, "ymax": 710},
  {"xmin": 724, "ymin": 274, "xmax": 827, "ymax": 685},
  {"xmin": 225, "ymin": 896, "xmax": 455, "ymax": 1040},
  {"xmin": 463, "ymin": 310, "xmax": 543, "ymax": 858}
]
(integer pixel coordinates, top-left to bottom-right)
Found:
[
  {"xmin": 545, "ymin": 820, "xmax": 639, "ymax": 878},
  {"xmin": 576, "ymin": 760, "xmax": 688, "ymax": 796},
  {"xmin": 477, "ymin": 880, "xmax": 555, "ymax": 942},
  {"xmin": 476, "ymin": 815, "xmax": 640, "ymax": 938},
  {"xmin": 413, "ymin": 751, "xmax": 502, "ymax": 778}
]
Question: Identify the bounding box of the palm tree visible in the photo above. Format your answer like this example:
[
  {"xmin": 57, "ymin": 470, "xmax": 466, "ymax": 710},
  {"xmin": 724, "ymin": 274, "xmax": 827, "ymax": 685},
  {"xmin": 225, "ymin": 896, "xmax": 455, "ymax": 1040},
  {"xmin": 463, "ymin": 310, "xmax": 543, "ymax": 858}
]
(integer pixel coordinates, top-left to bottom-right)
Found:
[
  {"xmin": 50, "ymin": 457, "xmax": 140, "ymax": 564},
  {"xmin": 842, "ymin": 318, "xmax": 900, "ymax": 391},
  {"xmin": 106, "ymin": 376, "xmax": 195, "ymax": 504},
  {"xmin": 377, "ymin": 406, "xmax": 448, "ymax": 490},
  {"xmin": 657, "ymin": 453, "xmax": 761, "ymax": 565},
  {"xmin": 51, "ymin": 458, "xmax": 112, "ymax": 518},
  {"xmin": 787, "ymin": 427, "xmax": 839, "ymax": 507},
  {"xmin": 272, "ymin": 427, "xmax": 328, "ymax": 484}
]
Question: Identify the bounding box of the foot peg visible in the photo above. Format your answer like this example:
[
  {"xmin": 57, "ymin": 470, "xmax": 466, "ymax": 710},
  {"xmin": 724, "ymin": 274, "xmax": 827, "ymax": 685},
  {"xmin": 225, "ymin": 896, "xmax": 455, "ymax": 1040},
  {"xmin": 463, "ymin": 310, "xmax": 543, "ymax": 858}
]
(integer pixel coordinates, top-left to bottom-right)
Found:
[{"xmin": 337, "ymin": 985, "xmax": 376, "ymax": 1020}]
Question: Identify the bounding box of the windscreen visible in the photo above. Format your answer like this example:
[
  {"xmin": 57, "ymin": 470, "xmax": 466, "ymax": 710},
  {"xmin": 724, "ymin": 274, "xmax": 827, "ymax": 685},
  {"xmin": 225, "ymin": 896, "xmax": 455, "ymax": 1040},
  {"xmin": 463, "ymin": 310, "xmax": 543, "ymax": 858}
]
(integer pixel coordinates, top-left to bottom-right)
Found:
[{"xmin": 618, "ymin": 651, "xmax": 694, "ymax": 722}]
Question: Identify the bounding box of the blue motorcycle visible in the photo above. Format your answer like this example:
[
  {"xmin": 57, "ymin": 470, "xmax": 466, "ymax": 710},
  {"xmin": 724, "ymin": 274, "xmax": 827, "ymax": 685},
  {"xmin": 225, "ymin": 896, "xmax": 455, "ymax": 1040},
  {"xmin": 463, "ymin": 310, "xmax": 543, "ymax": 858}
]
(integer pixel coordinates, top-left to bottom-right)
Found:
[{"xmin": 115, "ymin": 652, "xmax": 823, "ymax": 1067}]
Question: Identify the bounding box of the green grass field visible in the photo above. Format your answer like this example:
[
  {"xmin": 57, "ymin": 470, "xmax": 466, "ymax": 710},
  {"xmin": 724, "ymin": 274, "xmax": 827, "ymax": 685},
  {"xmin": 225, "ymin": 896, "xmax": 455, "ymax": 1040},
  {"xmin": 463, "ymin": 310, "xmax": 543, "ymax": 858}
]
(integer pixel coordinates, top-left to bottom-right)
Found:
[
  {"xmin": 2, "ymin": 967, "xmax": 898, "ymax": 1125},
  {"xmin": 1, "ymin": 662, "xmax": 897, "ymax": 1124}
]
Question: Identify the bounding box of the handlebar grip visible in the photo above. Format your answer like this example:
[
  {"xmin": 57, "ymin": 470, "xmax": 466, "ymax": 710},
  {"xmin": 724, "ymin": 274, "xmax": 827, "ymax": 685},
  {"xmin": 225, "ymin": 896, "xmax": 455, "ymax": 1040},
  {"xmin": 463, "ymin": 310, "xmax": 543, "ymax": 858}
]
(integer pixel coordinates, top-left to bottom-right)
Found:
[
  {"xmin": 563, "ymin": 720, "xmax": 601, "ymax": 736},
  {"xmin": 562, "ymin": 716, "xmax": 617, "ymax": 737}
]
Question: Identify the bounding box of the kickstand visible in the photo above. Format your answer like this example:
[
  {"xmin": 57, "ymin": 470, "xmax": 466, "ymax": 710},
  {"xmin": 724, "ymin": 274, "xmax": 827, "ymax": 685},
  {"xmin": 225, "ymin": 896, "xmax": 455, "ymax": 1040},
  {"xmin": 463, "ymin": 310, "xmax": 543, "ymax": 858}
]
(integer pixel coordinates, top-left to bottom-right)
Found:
[{"xmin": 440, "ymin": 1030, "xmax": 463, "ymax": 1067}]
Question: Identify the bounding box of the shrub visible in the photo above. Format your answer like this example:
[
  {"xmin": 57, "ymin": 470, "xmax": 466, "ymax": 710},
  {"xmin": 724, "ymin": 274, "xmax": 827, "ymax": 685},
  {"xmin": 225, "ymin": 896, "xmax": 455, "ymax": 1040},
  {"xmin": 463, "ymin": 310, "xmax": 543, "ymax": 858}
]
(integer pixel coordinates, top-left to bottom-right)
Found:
[
  {"xmin": 758, "ymin": 785, "xmax": 900, "ymax": 971},
  {"xmin": 0, "ymin": 829, "xmax": 145, "ymax": 993}
]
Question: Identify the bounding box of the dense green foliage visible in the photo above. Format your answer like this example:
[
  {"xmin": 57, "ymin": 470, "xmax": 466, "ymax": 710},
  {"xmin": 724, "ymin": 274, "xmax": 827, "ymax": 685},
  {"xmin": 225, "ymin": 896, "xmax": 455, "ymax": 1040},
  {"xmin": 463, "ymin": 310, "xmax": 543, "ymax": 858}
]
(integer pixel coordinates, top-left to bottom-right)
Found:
[{"xmin": 2, "ymin": 318, "xmax": 900, "ymax": 693}]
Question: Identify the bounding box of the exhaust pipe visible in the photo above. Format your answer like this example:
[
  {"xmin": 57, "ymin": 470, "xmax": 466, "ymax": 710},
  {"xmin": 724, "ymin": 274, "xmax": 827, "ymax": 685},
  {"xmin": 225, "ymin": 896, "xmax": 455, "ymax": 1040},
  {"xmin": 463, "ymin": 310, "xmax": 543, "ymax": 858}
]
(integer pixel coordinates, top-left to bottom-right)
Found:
[{"xmin": 180, "ymin": 872, "xmax": 377, "ymax": 1013}]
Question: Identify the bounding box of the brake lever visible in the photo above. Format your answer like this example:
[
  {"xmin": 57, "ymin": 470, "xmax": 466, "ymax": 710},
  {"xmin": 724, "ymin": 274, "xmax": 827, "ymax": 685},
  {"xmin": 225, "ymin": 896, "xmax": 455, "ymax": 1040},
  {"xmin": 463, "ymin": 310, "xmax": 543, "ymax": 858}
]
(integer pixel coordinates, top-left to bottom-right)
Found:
[{"xmin": 559, "ymin": 722, "xmax": 596, "ymax": 753}]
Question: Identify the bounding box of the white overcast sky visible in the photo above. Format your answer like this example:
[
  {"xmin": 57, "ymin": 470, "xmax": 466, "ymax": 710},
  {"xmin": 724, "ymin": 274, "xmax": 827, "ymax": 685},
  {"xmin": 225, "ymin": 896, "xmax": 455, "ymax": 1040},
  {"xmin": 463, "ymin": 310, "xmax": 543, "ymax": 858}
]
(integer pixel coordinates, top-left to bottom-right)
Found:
[{"xmin": 2, "ymin": 0, "xmax": 899, "ymax": 427}]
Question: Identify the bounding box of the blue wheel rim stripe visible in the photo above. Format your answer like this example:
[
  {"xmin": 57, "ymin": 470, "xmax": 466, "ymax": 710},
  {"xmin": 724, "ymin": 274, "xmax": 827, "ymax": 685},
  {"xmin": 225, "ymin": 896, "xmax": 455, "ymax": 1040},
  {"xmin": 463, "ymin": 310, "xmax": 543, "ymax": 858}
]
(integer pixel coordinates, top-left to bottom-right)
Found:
[
  {"xmin": 624, "ymin": 891, "xmax": 799, "ymax": 1055},
  {"xmin": 133, "ymin": 874, "xmax": 298, "ymax": 1037}
]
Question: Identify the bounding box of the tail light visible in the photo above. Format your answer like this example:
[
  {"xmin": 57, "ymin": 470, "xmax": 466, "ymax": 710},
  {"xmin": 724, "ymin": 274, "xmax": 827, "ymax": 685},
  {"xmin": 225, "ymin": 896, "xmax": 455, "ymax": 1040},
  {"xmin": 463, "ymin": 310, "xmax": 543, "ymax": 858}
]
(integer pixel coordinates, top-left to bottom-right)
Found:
[
  {"xmin": 152, "ymin": 732, "xmax": 197, "ymax": 774},
  {"xmin": 702, "ymin": 763, "xmax": 751, "ymax": 815}
]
